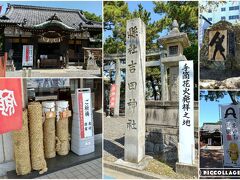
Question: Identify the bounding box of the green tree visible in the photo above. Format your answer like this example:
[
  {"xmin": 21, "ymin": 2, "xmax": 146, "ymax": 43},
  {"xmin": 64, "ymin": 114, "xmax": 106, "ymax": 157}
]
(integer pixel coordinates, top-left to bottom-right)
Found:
[
  {"xmin": 104, "ymin": 1, "xmax": 159, "ymax": 54},
  {"xmin": 153, "ymin": 1, "xmax": 199, "ymax": 100},
  {"xmin": 104, "ymin": 1, "xmax": 198, "ymax": 100},
  {"xmin": 153, "ymin": 1, "xmax": 198, "ymax": 42},
  {"xmin": 200, "ymin": 91, "xmax": 240, "ymax": 105},
  {"xmin": 199, "ymin": 1, "xmax": 226, "ymax": 13},
  {"xmin": 83, "ymin": 11, "xmax": 102, "ymax": 22}
]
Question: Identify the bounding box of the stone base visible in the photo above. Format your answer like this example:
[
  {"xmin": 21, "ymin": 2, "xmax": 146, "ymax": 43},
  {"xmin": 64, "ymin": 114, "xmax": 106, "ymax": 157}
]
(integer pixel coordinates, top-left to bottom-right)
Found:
[
  {"xmin": 84, "ymin": 64, "xmax": 99, "ymax": 70},
  {"xmin": 115, "ymin": 156, "xmax": 153, "ymax": 170},
  {"xmin": 175, "ymin": 162, "xmax": 198, "ymax": 177}
]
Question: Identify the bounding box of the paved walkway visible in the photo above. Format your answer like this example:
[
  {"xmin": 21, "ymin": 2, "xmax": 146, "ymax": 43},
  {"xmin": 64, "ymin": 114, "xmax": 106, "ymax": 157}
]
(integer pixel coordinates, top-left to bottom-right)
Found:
[
  {"xmin": 6, "ymin": 66, "xmax": 101, "ymax": 77},
  {"xmin": 200, "ymin": 148, "xmax": 223, "ymax": 168},
  {"xmin": 104, "ymin": 167, "xmax": 143, "ymax": 179},
  {"xmin": 104, "ymin": 117, "xmax": 196, "ymax": 179},
  {"xmin": 38, "ymin": 158, "xmax": 102, "ymax": 179},
  {"xmin": 0, "ymin": 158, "xmax": 102, "ymax": 179},
  {"xmin": 104, "ymin": 116, "xmax": 127, "ymax": 162}
]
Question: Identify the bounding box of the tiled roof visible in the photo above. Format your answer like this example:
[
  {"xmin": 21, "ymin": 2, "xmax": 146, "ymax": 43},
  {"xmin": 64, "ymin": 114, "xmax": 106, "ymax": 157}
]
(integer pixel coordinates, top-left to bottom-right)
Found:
[
  {"xmin": 0, "ymin": 4, "xmax": 102, "ymax": 30},
  {"xmin": 201, "ymin": 123, "xmax": 222, "ymax": 133}
]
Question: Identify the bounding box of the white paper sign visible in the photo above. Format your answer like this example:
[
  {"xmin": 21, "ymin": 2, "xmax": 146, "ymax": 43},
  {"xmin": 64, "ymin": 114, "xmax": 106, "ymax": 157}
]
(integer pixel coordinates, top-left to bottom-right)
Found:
[
  {"xmin": 221, "ymin": 104, "xmax": 240, "ymax": 167},
  {"xmin": 22, "ymin": 45, "xmax": 33, "ymax": 66},
  {"xmin": 179, "ymin": 60, "xmax": 195, "ymax": 165},
  {"xmin": 77, "ymin": 89, "xmax": 93, "ymax": 139}
]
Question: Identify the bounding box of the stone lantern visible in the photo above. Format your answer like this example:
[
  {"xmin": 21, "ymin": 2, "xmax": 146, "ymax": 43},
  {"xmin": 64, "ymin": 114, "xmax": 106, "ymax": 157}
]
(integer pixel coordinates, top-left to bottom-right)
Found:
[{"xmin": 159, "ymin": 20, "xmax": 190, "ymax": 101}]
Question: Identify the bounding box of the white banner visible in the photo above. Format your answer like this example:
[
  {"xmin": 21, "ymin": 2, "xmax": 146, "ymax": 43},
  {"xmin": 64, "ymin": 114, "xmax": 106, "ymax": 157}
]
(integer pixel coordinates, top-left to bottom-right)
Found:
[
  {"xmin": 179, "ymin": 60, "xmax": 195, "ymax": 165},
  {"xmin": 221, "ymin": 104, "xmax": 240, "ymax": 167},
  {"xmin": 77, "ymin": 88, "xmax": 93, "ymax": 139},
  {"xmin": 22, "ymin": 45, "xmax": 33, "ymax": 67}
]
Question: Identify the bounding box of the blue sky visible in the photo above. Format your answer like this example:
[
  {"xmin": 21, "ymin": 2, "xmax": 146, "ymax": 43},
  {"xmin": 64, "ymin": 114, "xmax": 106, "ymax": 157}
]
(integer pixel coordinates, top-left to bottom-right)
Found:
[
  {"xmin": 104, "ymin": 1, "xmax": 168, "ymax": 39},
  {"xmin": 0, "ymin": 1, "xmax": 102, "ymax": 16},
  {"xmin": 200, "ymin": 91, "xmax": 232, "ymax": 127}
]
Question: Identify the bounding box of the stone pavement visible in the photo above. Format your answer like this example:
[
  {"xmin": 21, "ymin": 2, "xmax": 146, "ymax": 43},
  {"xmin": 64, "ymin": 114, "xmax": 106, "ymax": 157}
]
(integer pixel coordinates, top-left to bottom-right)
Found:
[
  {"xmin": 6, "ymin": 66, "xmax": 101, "ymax": 78},
  {"xmin": 104, "ymin": 116, "xmax": 127, "ymax": 162},
  {"xmin": 104, "ymin": 116, "xmax": 195, "ymax": 179},
  {"xmin": 200, "ymin": 148, "xmax": 223, "ymax": 168},
  {"xmin": 37, "ymin": 158, "xmax": 102, "ymax": 179},
  {"xmin": 104, "ymin": 167, "xmax": 143, "ymax": 179}
]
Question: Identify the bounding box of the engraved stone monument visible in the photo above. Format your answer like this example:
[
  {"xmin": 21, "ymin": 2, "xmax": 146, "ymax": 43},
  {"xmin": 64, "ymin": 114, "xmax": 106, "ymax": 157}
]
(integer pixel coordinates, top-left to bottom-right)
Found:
[
  {"xmin": 158, "ymin": 20, "xmax": 197, "ymax": 176},
  {"xmin": 124, "ymin": 18, "xmax": 146, "ymax": 163}
]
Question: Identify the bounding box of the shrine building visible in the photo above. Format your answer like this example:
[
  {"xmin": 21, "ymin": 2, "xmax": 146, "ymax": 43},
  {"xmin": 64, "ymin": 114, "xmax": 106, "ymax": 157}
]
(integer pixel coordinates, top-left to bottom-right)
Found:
[{"xmin": 0, "ymin": 4, "xmax": 102, "ymax": 70}]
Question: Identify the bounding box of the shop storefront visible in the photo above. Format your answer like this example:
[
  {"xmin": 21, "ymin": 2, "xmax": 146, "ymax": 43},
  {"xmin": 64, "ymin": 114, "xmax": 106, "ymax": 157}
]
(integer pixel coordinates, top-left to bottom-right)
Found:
[{"xmin": 0, "ymin": 78, "xmax": 102, "ymax": 178}]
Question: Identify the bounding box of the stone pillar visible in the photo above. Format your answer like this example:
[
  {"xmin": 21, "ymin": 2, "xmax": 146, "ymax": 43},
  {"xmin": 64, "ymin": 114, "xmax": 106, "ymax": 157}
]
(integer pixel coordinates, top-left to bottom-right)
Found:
[
  {"xmin": 169, "ymin": 66, "xmax": 179, "ymax": 101},
  {"xmin": 161, "ymin": 64, "xmax": 168, "ymax": 101},
  {"xmin": 114, "ymin": 58, "xmax": 121, "ymax": 117},
  {"xmin": 124, "ymin": 18, "xmax": 146, "ymax": 163},
  {"xmin": 21, "ymin": 78, "xmax": 28, "ymax": 109},
  {"xmin": 33, "ymin": 35, "xmax": 38, "ymax": 69}
]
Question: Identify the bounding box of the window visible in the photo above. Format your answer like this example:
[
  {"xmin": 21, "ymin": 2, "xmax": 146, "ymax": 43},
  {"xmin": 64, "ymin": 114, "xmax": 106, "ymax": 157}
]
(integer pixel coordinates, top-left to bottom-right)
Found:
[
  {"xmin": 221, "ymin": 7, "xmax": 226, "ymax": 11},
  {"xmin": 221, "ymin": 16, "xmax": 226, "ymax": 20},
  {"xmin": 229, "ymin": 15, "xmax": 239, "ymax": 20},
  {"xmin": 169, "ymin": 45, "xmax": 178, "ymax": 55},
  {"xmin": 229, "ymin": 6, "xmax": 239, "ymax": 10},
  {"xmin": 208, "ymin": 18, "xmax": 212, "ymax": 21}
]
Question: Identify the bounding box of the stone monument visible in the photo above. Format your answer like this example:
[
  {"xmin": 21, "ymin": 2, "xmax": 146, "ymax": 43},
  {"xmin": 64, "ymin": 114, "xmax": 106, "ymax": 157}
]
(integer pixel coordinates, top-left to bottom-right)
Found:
[
  {"xmin": 159, "ymin": 20, "xmax": 190, "ymax": 101},
  {"xmin": 157, "ymin": 20, "xmax": 197, "ymax": 177},
  {"xmin": 124, "ymin": 18, "xmax": 146, "ymax": 163},
  {"xmin": 83, "ymin": 47, "xmax": 102, "ymax": 70},
  {"xmin": 115, "ymin": 18, "xmax": 152, "ymax": 169}
]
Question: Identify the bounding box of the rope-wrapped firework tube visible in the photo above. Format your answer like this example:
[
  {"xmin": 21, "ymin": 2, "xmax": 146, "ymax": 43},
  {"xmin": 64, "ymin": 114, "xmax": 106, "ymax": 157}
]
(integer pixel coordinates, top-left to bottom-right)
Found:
[
  {"xmin": 56, "ymin": 101, "xmax": 71, "ymax": 156},
  {"xmin": 13, "ymin": 109, "xmax": 31, "ymax": 175},
  {"xmin": 28, "ymin": 102, "xmax": 47, "ymax": 174},
  {"xmin": 42, "ymin": 101, "xmax": 56, "ymax": 159}
]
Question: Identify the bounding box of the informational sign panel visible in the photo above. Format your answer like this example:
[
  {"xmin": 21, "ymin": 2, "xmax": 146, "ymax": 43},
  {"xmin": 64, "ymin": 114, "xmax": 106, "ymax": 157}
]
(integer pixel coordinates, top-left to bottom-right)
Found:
[
  {"xmin": 179, "ymin": 60, "xmax": 195, "ymax": 165},
  {"xmin": 221, "ymin": 104, "xmax": 240, "ymax": 167},
  {"xmin": 0, "ymin": 78, "xmax": 22, "ymax": 134},
  {"xmin": 208, "ymin": 30, "xmax": 227, "ymax": 61},
  {"xmin": 22, "ymin": 45, "xmax": 33, "ymax": 66},
  {"xmin": 77, "ymin": 89, "xmax": 93, "ymax": 139},
  {"xmin": 109, "ymin": 84, "xmax": 117, "ymax": 108}
]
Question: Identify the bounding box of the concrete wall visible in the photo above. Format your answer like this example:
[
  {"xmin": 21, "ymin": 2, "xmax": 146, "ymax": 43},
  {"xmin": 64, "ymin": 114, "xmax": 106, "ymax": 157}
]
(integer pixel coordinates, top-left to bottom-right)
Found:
[
  {"xmin": 0, "ymin": 132, "xmax": 15, "ymax": 176},
  {"xmin": 145, "ymin": 101, "xmax": 198, "ymax": 164}
]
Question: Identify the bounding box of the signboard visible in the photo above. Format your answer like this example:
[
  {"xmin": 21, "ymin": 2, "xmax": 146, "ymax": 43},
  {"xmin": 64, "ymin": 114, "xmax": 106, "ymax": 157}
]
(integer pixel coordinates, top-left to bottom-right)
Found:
[
  {"xmin": 22, "ymin": 45, "xmax": 33, "ymax": 66},
  {"xmin": 77, "ymin": 88, "xmax": 93, "ymax": 139},
  {"xmin": 27, "ymin": 78, "xmax": 70, "ymax": 89},
  {"xmin": 0, "ymin": 78, "xmax": 22, "ymax": 134},
  {"xmin": 221, "ymin": 104, "xmax": 240, "ymax": 167},
  {"xmin": 179, "ymin": 60, "xmax": 195, "ymax": 165},
  {"xmin": 109, "ymin": 84, "xmax": 117, "ymax": 108},
  {"xmin": 208, "ymin": 30, "xmax": 227, "ymax": 61}
]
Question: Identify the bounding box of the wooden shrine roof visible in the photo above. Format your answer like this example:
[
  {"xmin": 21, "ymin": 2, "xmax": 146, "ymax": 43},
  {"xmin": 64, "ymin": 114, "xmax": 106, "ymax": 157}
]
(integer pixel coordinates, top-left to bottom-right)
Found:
[{"xmin": 0, "ymin": 4, "xmax": 102, "ymax": 31}]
